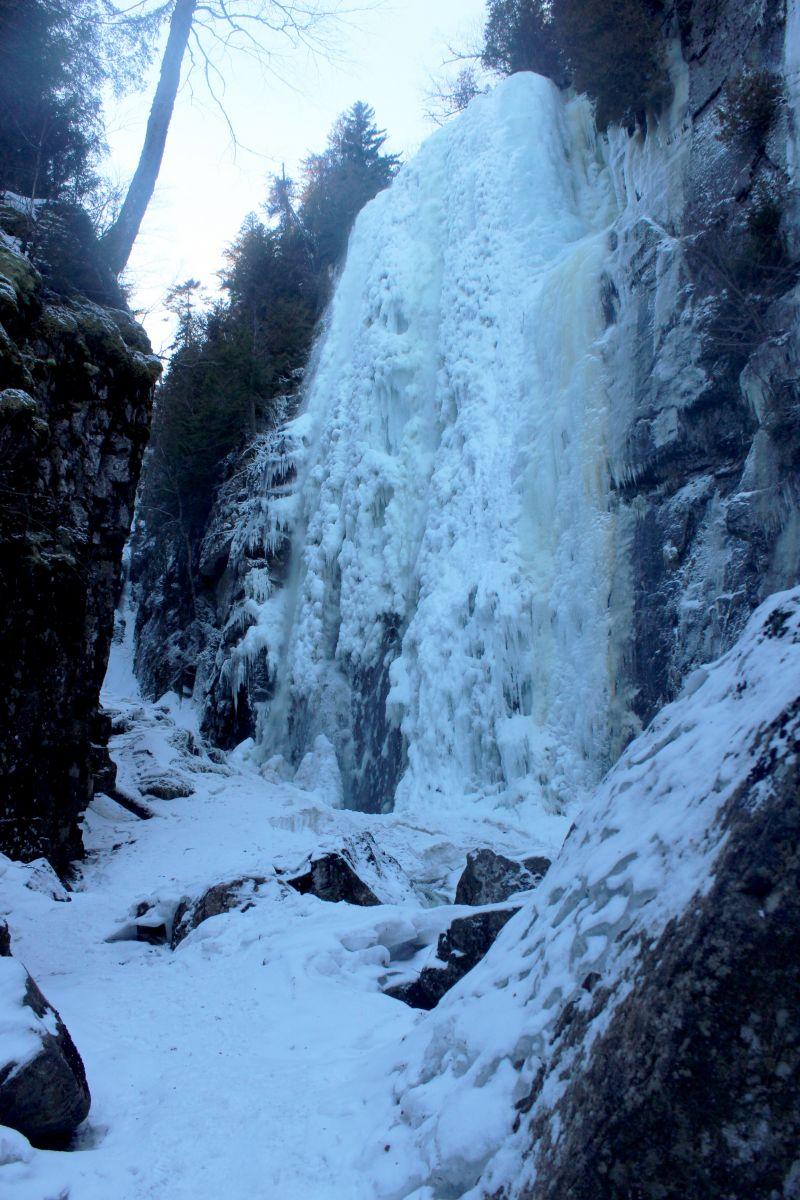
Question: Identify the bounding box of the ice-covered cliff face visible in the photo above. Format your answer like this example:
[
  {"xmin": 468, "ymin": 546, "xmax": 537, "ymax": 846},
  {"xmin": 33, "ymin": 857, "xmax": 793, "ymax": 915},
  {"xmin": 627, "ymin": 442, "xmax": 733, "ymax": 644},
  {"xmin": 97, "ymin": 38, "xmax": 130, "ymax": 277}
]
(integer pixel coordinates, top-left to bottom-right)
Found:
[
  {"xmin": 257, "ymin": 75, "xmax": 622, "ymax": 827},
  {"xmin": 137, "ymin": 0, "xmax": 799, "ymax": 840}
]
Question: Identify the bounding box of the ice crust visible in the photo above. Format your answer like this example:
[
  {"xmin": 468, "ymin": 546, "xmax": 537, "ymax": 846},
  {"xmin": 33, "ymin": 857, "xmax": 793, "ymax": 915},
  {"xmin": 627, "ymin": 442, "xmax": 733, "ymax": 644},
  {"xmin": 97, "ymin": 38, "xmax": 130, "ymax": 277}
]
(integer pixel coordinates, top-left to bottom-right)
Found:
[{"xmin": 257, "ymin": 74, "xmax": 621, "ymax": 825}]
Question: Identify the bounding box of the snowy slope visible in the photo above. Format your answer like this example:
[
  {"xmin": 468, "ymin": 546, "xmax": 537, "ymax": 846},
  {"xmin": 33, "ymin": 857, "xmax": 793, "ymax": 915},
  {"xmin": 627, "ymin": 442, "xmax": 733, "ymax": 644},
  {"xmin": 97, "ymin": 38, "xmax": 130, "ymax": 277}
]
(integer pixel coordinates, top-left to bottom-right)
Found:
[
  {"xmin": 252, "ymin": 73, "xmax": 623, "ymax": 828},
  {"xmin": 0, "ymin": 668, "xmax": 548, "ymax": 1197},
  {"xmin": 4, "ymin": 590, "xmax": 797, "ymax": 1198},
  {"xmin": 0, "ymin": 694, "xmax": 434, "ymax": 1199},
  {"xmin": 353, "ymin": 586, "xmax": 800, "ymax": 1198}
]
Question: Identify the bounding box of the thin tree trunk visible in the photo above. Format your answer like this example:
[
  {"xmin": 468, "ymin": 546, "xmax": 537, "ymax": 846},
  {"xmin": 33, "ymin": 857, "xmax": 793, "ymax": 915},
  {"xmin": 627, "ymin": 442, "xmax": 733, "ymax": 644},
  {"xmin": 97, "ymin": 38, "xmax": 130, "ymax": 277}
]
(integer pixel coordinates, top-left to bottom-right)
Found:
[{"xmin": 100, "ymin": 0, "xmax": 197, "ymax": 275}]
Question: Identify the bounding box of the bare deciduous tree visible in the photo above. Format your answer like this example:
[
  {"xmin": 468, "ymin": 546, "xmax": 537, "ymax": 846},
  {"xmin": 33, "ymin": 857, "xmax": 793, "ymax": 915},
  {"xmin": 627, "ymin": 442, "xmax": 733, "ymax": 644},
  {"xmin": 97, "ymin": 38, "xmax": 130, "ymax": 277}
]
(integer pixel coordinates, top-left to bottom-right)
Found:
[{"xmin": 100, "ymin": 0, "xmax": 357, "ymax": 274}]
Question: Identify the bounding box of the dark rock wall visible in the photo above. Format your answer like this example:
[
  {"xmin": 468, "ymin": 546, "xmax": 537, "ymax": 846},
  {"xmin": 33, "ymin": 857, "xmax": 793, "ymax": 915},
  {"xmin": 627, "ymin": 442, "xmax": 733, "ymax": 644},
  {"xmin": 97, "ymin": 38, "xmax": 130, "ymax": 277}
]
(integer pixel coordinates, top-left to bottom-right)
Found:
[
  {"xmin": 505, "ymin": 665, "xmax": 800, "ymax": 1200},
  {"xmin": 607, "ymin": 0, "xmax": 800, "ymax": 728},
  {"xmin": 0, "ymin": 203, "xmax": 159, "ymax": 871}
]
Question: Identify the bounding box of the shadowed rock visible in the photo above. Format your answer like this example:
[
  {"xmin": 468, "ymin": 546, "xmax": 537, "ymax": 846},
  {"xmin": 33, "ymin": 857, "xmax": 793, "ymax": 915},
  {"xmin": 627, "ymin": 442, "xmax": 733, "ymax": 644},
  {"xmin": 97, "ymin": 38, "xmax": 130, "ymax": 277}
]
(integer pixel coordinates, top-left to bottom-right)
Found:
[
  {"xmin": 0, "ymin": 922, "xmax": 90, "ymax": 1146},
  {"xmin": 455, "ymin": 849, "xmax": 551, "ymax": 906},
  {"xmin": 285, "ymin": 853, "xmax": 380, "ymax": 907},
  {"xmin": 387, "ymin": 907, "xmax": 519, "ymax": 1010}
]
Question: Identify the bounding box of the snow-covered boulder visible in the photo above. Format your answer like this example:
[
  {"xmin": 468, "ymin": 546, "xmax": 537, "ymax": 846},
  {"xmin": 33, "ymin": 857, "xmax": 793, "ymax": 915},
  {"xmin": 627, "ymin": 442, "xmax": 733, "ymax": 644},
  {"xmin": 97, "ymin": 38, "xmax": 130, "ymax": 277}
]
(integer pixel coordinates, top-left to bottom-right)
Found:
[
  {"xmin": 286, "ymin": 853, "xmax": 380, "ymax": 907},
  {"xmin": 454, "ymin": 849, "xmax": 551, "ymax": 906},
  {"xmin": 0, "ymin": 923, "xmax": 90, "ymax": 1145},
  {"xmin": 171, "ymin": 876, "xmax": 275, "ymax": 948}
]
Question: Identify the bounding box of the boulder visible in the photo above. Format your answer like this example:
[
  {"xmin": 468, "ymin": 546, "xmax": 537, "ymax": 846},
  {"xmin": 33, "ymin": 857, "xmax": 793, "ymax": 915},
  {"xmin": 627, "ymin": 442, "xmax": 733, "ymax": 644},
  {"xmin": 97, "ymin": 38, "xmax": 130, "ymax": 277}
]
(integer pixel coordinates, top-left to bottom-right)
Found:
[
  {"xmin": 454, "ymin": 848, "xmax": 551, "ymax": 906},
  {"xmin": 171, "ymin": 876, "xmax": 270, "ymax": 947},
  {"xmin": 139, "ymin": 775, "xmax": 195, "ymax": 801},
  {"xmin": 0, "ymin": 923, "xmax": 90, "ymax": 1145},
  {"xmin": 285, "ymin": 853, "xmax": 380, "ymax": 907},
  {"xmin": 132, "ymin": 901, "xmax": 169, "ymax": 945},
  {"xmin": 386, "ymin": 907, "xmax": 519, "ymax": 1010}
]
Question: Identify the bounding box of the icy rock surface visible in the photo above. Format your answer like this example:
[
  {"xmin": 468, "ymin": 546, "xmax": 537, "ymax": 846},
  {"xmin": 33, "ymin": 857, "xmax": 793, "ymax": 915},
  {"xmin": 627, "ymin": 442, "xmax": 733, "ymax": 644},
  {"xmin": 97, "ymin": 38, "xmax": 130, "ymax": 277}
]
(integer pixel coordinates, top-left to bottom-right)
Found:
[
  {"xmin": 360, "ymin": 587, "xmax": 800, "ymax": 1198},
  {"xmin": 258, "ymin": 74, "xmax": 621, "ymax": 828}
]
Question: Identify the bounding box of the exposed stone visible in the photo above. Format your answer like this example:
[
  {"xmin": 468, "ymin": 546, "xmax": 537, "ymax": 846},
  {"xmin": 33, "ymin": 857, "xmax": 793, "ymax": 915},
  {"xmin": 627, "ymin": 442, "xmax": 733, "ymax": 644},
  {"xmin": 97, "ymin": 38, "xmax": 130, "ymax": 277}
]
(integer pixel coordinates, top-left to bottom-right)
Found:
[
  {"xmin": 0, "ymin": 941, "xmax": 90, "ymax": 1146},
  {"xmin": 455, "ymin": 849, "xmax": 551, "ymax": 906},
  {"xmin": 387, "ymin": 907, "xmax": 519, "ymax": 1010},
  {"xmin": 285, "ymin": 853, "xmax": 381, "ymax": 907},
  {"xmin": 0, "ymin": 205, "xmax": 158, "ymax": 872},
  {"xmin": 171, "ymin": 876, "xmax": 271, "ymax": 948}
]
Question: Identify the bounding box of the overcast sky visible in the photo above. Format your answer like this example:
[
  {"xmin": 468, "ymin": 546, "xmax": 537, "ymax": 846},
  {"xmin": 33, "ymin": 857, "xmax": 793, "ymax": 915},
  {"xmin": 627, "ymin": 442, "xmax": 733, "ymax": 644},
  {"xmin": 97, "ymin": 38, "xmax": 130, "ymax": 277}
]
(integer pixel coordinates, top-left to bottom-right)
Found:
[{"xmin": 106, "ymin": 0, "xmax": 488, "ymax": 353}]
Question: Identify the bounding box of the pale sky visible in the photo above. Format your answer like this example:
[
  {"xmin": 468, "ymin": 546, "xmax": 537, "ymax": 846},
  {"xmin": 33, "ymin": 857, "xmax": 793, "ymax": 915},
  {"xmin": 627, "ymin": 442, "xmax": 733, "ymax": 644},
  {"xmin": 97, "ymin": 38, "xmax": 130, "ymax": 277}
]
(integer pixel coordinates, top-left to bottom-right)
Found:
[{"xmin": 106, "ymin": 0, "xmax": 488, "ymax": 353}]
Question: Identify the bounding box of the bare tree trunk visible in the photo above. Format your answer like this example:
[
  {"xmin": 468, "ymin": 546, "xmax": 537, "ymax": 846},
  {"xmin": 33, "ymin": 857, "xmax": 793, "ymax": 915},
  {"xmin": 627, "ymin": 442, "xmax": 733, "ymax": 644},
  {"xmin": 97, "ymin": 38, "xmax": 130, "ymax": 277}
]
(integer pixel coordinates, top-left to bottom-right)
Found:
[{"xmin": 100, "ymin": 0, "xmax": 197, "ymax": 275}]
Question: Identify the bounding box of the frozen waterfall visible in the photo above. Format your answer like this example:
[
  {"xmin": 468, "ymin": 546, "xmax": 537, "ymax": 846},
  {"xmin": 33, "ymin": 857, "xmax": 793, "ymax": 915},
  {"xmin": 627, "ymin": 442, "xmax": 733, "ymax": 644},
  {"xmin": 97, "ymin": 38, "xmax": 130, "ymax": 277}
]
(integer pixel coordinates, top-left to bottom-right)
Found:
[{"xmin": 256, "ymin": 73, "xmax": 624, "ymax": 828}]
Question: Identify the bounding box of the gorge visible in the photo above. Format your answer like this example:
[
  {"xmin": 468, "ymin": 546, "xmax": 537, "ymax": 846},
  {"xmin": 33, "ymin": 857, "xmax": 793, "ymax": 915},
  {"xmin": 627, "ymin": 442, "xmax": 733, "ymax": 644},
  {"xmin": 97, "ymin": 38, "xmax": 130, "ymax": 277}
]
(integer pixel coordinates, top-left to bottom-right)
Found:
[{"xmin": 1, "ymin": 0, "xmax": 799, "ymax": 1196}]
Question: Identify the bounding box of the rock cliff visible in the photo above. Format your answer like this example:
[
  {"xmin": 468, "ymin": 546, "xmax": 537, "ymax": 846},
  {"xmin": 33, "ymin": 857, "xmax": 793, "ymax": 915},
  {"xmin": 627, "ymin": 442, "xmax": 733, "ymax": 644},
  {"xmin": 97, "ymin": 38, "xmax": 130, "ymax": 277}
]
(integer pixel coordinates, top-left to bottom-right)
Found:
[
  {"xmin": 0, "ymin": 200, "xmax": 159, "ymax": 872},
  {"xmin": 606, "ymin": 0, "xmax": 800, "ymax": 729}
]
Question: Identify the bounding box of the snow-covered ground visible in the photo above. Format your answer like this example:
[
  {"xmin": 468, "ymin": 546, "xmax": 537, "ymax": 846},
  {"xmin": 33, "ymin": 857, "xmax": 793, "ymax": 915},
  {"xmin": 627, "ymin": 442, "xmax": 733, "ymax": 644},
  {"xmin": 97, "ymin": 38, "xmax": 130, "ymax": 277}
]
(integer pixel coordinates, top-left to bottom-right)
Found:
[
  {"xmin": 4, "ymin": 587, "xmax": 800, "ymax": 1198},
  {"xmin": 1, "ymin": 627, "xmax": 556, "ymax": 1199}
]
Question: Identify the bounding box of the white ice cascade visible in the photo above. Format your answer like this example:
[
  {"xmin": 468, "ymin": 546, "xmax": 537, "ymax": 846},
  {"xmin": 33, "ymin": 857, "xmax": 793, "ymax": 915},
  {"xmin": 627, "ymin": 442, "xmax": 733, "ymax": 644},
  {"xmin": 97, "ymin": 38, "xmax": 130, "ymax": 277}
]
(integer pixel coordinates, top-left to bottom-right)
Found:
[{"xmin": 258, "ymin": 74, "xmax": 622, "ymax": 826}]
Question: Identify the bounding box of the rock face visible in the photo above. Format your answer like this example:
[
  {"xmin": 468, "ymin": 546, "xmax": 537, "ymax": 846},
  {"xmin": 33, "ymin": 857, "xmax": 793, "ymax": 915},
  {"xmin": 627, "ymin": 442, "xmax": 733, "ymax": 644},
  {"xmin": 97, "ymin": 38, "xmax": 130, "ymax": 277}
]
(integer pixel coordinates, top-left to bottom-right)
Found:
[
  {"xmin": 285, "ymin": 853, "xmax": 380, "ymax": 907},
  {"xmin": 506, "ymin": 642, "xmax": 800, "ymax": 1200},
  {"xmin": 132, "ymin": 410, "xmax": 303, "ymax": 749},
  {"xmin": 376, "ymin": 589, "xmax": 800, "ymax": 1200},
  {"xmin": 0, "ymin": 921, "xmax": 91, "ymax": 1145},
  {"xmin": 606, "ymin": 0, "xmax": 800, "ymax": 728},
  {"xmin": 0, "ymin": 201, "xmax": 158, "ymax": 871},
  {"xmin": 455, "ymin": 850, "xmax": 551, "ymax": 906},
  {"xmin": 387, "ymin": 907, "xmax": 519, "ymax": 1010}
]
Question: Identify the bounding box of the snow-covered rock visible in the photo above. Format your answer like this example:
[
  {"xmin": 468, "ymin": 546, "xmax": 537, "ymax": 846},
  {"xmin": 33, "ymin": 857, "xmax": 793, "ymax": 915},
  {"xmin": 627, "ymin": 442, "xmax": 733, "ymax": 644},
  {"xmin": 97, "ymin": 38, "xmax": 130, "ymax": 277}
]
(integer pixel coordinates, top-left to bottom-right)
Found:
[
  {"xmin": 363, "ymin": 586, "xmax": 800, "ymax": 1198},
  {"xmin": 0, "ymin": 925, "xmax": 90, "ymax": 1146},
  {"xmin": 454, "ymin": 849, "xmax": 551, "ymax": 906}
]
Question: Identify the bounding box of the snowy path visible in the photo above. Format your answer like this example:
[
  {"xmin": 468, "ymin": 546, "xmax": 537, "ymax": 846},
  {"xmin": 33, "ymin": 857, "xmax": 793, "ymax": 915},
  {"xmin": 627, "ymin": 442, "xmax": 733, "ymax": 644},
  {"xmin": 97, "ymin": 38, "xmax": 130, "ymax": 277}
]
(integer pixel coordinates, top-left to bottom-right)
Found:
[
  {"xmin": 1, "ymin": 675, "xmax": 557, "ymax": 1200},
  {"xmin": 4, "ymin": 724, "xmax": 411, "ymax": 1198}
]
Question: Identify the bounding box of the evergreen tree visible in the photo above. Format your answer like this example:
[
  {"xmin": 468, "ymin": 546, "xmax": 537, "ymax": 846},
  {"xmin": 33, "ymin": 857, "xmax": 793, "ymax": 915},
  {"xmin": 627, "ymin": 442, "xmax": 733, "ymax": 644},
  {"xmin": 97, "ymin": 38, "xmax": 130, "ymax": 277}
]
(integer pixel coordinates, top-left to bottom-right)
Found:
[
  {"xmin": 300, "ymin": 102, "xmax": 400, "ymax": 271},
  {"xmin": 556, "ymin": 0, "xmax": 669, "ymax": 129},
  {"xmin": 481, "ymin": 0, "xmax": 563, "ymax": 82},
  {"xmin": 480, "ymin": 0, "xmax": 669, "ymax": 130},
  {"xmin": 0, "ymin": 0, "xmax": 105, "ymax": 201}
]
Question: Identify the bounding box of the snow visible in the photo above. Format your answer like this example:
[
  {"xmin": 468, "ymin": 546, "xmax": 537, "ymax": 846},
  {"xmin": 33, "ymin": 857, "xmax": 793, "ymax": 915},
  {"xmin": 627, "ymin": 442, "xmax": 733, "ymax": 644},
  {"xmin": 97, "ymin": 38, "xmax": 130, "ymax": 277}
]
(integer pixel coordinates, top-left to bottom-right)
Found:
[
  {"xmin": 357, "ymin": 587, "xmax": 800, "ymax": 1198},
  {"xmin": 238, "ymin": 73, "xmax": 623, "ymax": 831},
  {"xmin": 5, "ymin": 567, "xmax": 798, "ymax": 1199},
  {"xmin": 0, "ymin": 651, "xmax": 551, "ymax": 1198}
]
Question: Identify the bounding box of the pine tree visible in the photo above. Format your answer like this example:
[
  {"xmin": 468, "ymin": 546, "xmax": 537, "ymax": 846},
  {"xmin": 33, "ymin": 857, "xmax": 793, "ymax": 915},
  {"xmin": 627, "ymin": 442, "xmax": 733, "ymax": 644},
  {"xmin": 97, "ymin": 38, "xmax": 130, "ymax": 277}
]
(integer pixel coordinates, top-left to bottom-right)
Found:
[
  {"xmin": 481, "ymin": 0, "xmax": 563, "ymax": 82},
  {"xmin": 480, "ymin": 0, "xmax": 669, "ymax": 130},
  {"xmin": 0, "ymin": 0, "xmax": 105, "ymax": 202},
  {"xmin": 300, "ymin": 102, "xmax": 400, "ymax": 271}
]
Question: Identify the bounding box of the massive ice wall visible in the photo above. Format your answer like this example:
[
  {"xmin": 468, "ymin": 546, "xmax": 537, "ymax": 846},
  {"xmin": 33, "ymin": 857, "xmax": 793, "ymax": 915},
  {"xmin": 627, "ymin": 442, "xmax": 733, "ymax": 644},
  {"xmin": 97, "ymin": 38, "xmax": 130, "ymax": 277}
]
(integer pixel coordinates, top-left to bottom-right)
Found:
[{"xmin": 257, "ymin": 74, "xmax": 624, "ymax": 826}]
